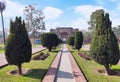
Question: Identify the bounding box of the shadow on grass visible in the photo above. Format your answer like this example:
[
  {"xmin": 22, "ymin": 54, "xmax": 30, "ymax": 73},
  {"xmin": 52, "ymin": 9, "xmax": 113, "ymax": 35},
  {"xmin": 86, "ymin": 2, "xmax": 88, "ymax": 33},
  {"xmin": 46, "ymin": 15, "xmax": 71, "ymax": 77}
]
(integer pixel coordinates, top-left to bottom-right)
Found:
[
  {"xmin": 23, "ymin": 68, "xmax": 47, "ymax": 80},
  {"xmin": 51, "ymin": 50, "xmax": 59, "ymax": 53}
]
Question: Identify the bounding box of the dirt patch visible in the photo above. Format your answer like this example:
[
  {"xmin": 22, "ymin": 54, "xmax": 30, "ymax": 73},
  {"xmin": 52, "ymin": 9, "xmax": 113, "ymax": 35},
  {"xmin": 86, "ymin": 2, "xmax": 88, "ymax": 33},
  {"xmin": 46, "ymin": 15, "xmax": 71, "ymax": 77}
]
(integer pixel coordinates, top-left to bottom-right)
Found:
[
  {"xmin": 98, "ymin": 69, "xmax": 107, "ymax": 75},
  {"xmin": 8, "ymin": 68, "xmax": 31, "ymax": 76},
  {"xmin": 32, "ymin": 52, "xmax": 50, "ymax": 60},
  {"xmin": 97, "ymin": 69, "xmax": 120, "ymax": 76},
  {"xmin": 78, "ymin": 52, "xmax": 92, "ymax": 60}
]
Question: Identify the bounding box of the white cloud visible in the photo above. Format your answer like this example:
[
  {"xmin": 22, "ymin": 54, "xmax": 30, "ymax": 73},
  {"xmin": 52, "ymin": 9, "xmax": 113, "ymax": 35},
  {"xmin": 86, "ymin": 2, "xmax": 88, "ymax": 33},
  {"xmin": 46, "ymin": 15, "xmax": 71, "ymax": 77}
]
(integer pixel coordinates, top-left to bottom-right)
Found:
[
  {"xmin": 70, "ymin": 18, "xmax": 88, "ymax": 30},
  {"xmin": 71, "ymin": 5, "xmax": 104, "ymax": 30},
  {"xmin": 73, "ymin": 5, "xmax": 120, "ymax": 29},
  {"xmin": 43, "ymin": 6, "xmax": 63, "ymax": 20},
  {"xmin": 45, "ymin": 21, "xmax": 62, "ymax": 32},
  {"xmin": 75, "ymin": 5, "xmax": 104, "ymax": 18},
  {"xmin": 3, "ymin": 0, "xmax": 25, "ymax": 18}
]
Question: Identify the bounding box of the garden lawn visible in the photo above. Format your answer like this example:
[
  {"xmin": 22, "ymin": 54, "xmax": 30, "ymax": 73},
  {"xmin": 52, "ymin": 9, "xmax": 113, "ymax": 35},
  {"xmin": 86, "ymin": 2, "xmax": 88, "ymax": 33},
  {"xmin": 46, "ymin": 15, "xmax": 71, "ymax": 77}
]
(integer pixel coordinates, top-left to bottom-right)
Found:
[
  {"xmin": 68, "ymin": 45, "xmax": 120, "ymax": 82},
  {"xmin": 0, "ymin": 46, "xmax": 60, "ymax": 82},
  {"xmin": 0, "ymin": 44, "xmax": 42, "ymax": 54},
  {"xmin": 0, "ymin": 44, "xmax": 4, "ymax": 53},
  {"xmin": 32, "ymin": 44, "xmax": 41, "ymax": 48}
]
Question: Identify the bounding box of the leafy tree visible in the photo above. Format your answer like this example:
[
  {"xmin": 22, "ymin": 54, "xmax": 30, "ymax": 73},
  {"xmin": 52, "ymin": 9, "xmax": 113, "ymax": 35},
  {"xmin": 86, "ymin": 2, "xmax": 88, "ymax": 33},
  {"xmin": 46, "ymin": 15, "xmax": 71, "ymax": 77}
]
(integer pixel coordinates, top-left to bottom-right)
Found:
[
  {"xmin": 74, "ymin": 31, "xmax": 83, "ymax": 51},
  {"xmin": 90, "ymin": 10, "xmax": 120, "ymax": 74},
  {"xmin": 24, "ymin": 5, "xmax": 45, "ymax": 43},
  {"xmin": 41, "ymin": 33, "xmax": 58, "ymax": 52},
  {"xmin": 5, "ymin": 17, "xmax": 32, "ymax": 75},
  {"xmin": 67, "ymin": 36, "xmax": 74, "ymax": 46},
  {"xmin": 88, "ymin": 9, "xmax": 104, "ymax": 32},
  {"xmin": 0, "ymin": 1, "xmax": 6, "ymax": 44}
]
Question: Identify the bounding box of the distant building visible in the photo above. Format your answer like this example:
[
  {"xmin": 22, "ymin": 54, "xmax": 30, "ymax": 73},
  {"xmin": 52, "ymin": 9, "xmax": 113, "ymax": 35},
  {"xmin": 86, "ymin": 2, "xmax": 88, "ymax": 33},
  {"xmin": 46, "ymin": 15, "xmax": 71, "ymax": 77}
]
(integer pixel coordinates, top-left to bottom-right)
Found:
[{"xmin": 50, "ymin": 27, "xmax": 78, "ymax": 41}]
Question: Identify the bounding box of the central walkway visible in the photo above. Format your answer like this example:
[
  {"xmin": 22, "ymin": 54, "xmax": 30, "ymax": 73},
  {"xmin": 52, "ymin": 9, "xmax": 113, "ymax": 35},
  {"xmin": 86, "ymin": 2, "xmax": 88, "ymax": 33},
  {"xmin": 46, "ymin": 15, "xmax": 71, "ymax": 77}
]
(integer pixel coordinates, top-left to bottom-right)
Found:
[{"xmin": 55, "ymin": 44, "xmax": 75, "ymax": 82}]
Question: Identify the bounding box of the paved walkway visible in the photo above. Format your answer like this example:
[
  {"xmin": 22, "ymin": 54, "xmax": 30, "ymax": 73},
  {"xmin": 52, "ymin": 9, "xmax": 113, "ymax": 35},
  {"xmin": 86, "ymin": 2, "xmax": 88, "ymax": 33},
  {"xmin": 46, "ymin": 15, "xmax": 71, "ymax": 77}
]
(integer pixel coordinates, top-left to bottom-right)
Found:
[
  {"xmin": 0, "ymin": 46, "xmax": 46, "ymax": 68},
  {"xmin": 43, "ymin": 44, "xmax": 86, "ymax": 82},
  {"xmin": 56, "ymin": 44, "xmax": 75, "ymax": 82}
]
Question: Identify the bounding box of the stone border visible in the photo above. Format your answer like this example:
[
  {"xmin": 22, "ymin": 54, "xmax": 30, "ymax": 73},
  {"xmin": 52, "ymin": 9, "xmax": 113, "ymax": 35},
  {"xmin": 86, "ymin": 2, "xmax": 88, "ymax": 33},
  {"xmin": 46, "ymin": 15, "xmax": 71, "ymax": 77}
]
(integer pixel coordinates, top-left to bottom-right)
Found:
[
  {"xmin": 42, "ymin": 48, "xmax": 62, "ymax": 82},
  {"xmin": 0, "ymin": 64, "xmax": 8, "ymax": 68},
  {"xmin": 68, "ymin": 51, "xmax": 87, "ymax": 82}
]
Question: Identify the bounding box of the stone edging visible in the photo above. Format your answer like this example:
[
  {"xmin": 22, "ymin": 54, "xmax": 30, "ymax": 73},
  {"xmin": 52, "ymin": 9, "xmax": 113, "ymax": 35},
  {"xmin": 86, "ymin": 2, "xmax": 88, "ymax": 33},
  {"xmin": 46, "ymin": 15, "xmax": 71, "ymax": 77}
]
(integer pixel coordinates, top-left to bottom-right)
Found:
[
  {"xmin": 68, "ymin": 51, "xmax": 87, "ymax": 82},
  {"xmin": 42, "ymin": 48, "xmax": 62, "ymax": 82}
]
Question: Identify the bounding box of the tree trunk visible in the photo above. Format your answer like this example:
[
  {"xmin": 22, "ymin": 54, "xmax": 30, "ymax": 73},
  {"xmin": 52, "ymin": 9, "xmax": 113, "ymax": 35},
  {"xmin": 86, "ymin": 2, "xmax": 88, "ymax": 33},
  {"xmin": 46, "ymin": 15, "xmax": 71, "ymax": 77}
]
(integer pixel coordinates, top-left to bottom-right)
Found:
[
  {"xmin": 104, "ymin": 65, "xmax": 111, "ymax": 75},
  {"xmin": 17, "ymin": 64, "xmax": 22, "ymax": 75},
  {"xmin": 0, "ymin": 11, "xmax": 5, "ymax": 45},
  {"xmin": 48, "ymin": 47, "xmax": 51, "ymax": 52}
]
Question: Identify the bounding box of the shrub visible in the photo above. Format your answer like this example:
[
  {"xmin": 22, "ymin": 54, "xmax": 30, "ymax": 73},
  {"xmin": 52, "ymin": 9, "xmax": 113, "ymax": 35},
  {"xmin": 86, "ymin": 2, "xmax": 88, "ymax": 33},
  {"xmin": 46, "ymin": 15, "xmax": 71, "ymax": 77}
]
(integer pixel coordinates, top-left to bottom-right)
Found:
[
  {"xmin": 90, "ymin": 10, "xmax": 120, "ymax": 74},
  {"xmin": 41, "ymin": 33, "xmax": 58, "ymax": 51},
  {"xmin": 74, "ymin": 31, "xmax": 83, "ymax": 51},
  {"xmin": 67, "ymin": 36, "xmax": 74, "ymax": 46},
  {"xmin": 5, "ymin": 17, "xmax": 32, "ymax": 75}
]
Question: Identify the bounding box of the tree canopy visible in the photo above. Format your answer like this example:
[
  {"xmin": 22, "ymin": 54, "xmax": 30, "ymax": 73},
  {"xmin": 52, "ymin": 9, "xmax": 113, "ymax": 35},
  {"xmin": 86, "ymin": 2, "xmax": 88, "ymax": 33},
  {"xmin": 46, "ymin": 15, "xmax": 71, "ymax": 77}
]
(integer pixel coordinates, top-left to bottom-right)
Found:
[{"xmin": 90, "ymin": 10, "xmax": 120, "ymax": 74}]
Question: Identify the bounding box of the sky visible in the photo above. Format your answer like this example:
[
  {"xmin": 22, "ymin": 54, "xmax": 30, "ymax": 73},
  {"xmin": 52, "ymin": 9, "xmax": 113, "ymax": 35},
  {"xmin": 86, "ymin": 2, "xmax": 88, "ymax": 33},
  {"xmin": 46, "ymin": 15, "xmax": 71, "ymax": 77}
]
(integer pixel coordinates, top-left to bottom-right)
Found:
[{"xmin": 0, "ymin": 0, "xmax": 120, "ymax": 32}]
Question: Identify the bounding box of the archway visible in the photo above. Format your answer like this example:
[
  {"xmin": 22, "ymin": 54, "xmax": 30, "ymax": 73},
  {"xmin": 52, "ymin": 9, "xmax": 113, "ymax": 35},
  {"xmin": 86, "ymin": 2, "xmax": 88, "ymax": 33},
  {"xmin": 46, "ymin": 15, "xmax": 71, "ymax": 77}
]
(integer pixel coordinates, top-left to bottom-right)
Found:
[{"xmin": 61, "ymin": 32, "xmax": 68, "ymax": 42}]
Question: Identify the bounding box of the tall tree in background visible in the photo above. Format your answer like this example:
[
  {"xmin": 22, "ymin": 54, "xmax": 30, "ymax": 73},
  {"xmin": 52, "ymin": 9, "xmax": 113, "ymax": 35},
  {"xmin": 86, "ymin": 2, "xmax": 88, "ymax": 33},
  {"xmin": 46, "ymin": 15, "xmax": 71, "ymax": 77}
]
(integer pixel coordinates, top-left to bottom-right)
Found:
[
  {"xmin": 0, "ymin": 1, "xmax": 6, "ymax": 44},
  {"xmin": 67, "ymin": 36, "xmax": 74, "ymax": 46},
  {"xmin": 74, "ymin": 31, "xmax": 83, "ymax": 51},
  {"xmin": 90, "ymin": 10, "xmax": 120, "ymax": 75},
  {"xmin": 5, "ymin": 17, "xmax": 32, "ymax": 75},
  {"xmin": 87, "ymin": 10, "xmax": 104, "ymax": 41},
  {"xmin": 24, "ymin": 4, "xmax": 45, "ymax": 44}
]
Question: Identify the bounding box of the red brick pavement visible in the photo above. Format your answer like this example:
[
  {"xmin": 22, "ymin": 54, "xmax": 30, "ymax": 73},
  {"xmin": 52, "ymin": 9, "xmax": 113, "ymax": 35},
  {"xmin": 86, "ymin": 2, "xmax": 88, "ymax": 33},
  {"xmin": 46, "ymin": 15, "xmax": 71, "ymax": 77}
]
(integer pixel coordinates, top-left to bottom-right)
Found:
[
  {"xmin": 42, "ymin": 46, "xmax": 87, "ymax": 82},
  {"xmin": 68, "ymin": 51, "xmax": 87, "ymax": 82},
  {"xmin": 42, "ymin": 48, "xmax": 62, "ymax": 82}
]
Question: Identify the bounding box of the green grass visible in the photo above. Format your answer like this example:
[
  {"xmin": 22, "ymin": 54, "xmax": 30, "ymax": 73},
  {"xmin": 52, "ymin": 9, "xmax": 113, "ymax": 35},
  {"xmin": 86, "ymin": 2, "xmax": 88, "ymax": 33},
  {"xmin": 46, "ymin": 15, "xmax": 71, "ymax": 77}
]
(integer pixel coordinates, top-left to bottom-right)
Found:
[
  {"xmin": 0, "ymin": 46, "xmax": 60, "ymax": 82},
  {"xmin": 68, "ymin": 45, "xmax": 120, "ymax": 82},
  {"xmin": 0, "ymin": 44, "xmax": 42, "ymax": 54},
  {"xmin": 0, "ymin": 44, "xmax": 4, "ymax": 53},
  {"xmin": 32, "ymin": 44, "xmax": 41, "ymax": 47}
]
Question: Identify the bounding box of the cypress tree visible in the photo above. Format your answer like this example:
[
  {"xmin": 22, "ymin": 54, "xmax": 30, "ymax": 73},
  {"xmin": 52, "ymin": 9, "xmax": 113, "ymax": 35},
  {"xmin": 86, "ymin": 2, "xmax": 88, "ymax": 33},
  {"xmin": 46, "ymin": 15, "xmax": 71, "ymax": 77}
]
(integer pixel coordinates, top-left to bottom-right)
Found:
[
  {"xmin": 67, "ymin": 36, "xmax": 74, "ymax": 46},
  {"xmin": 90, "ymin": 10, "xmax": 120, "ymax": 74},
  {"xmin": 74, "ymin": 31, "xmax": 83, "ymax": 51},
  {"xmin": 5, "ymin": 17, "xmax": 32, "ymax": 75}
]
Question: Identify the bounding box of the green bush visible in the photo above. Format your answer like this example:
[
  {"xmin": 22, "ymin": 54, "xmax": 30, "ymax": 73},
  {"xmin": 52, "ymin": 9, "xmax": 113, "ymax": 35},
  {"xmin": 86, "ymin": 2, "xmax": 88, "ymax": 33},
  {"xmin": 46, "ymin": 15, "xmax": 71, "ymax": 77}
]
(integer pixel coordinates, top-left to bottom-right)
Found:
[
  {"xmin": 67, "ymin": 36, "xmax": 74, "ymax": 46},
  {"xmin": 90, "ymin": 10, "xmax": 120, "ymax": 74},
  {"xmin": 41, "ymin": 33, "xmax": 58, "ymax": 51},
  {"xmin": 74, "ymin": 31, "xmax": 83, "ymax": 51},
  {"xmin": 5, "ymin": 17, "xmax": 32, "ymax": 75}
]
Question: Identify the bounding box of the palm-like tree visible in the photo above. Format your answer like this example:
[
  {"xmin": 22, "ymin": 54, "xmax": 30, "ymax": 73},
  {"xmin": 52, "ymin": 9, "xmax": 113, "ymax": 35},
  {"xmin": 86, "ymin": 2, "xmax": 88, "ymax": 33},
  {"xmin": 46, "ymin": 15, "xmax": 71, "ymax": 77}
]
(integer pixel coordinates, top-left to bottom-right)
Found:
[{"xmin": 0, "ymin": 1, "xmax": 6, "ymax": 45}]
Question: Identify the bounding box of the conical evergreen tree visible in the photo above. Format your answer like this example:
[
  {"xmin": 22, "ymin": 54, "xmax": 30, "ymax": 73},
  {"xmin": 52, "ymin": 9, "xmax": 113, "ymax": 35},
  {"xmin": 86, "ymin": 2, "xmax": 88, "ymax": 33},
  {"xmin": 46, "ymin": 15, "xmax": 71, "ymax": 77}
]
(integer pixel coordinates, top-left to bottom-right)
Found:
[
  {"xmin": 67, "ymin": 36, "xmax": 74, "ymax": 47},
  {"xmin": 5, "ymin": 17, "xmax": 32, "ymax": 75},
  {"xmin": 90, "ymin": 10, "xmax": 119, "ymax": 74},
  {"xmin": 74, "ymin": 31, "xmax": 83, "ymax": 51}
]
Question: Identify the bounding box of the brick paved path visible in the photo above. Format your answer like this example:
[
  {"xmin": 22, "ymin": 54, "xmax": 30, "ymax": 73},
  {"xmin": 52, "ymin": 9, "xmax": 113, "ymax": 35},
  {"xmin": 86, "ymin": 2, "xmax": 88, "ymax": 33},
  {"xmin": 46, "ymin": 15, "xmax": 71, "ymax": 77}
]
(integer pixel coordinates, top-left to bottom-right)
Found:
[
  {"xmin": 42, "ymin": 44, "xmax": 87, "ymax": 82},
  {"xmin": 0, "ymin": 46, "xmax": 46, "ymax": 68}
]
